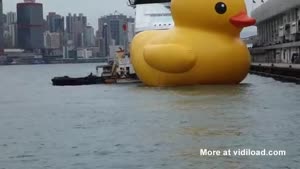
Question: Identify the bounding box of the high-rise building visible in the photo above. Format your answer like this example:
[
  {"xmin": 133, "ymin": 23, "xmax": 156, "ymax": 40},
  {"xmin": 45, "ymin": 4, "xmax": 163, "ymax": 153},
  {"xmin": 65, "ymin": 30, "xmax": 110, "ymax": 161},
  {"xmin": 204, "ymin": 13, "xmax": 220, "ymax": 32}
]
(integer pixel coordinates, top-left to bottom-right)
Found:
[
  {"xmin": 96, "ymin": 37, "xmax": 105, "ymax": 57},
  {"xmin": 98, "ymin": 13, "xmax": 129, "ymax": 47},
  {"xmin": 98, "ymin": 13, "xmax": 131, "ymax": 57},
  {"xmin": 66, "ymin": 13, "xmax": 87, "ymax": 47},
  {"xmin": 5, "ymin": 12, "xmax": 17, "ymax": 48},
  {"xmin": 17, "ymin": 0, "xmax": 44, "ymax": 50},
  {"xmin": 8, "ymin": 24, "xmax": 17, "ymax": 47},
  {"xmin": 46, "ymin": 12, "xmax": 64, "ymax": 49},
  {"xmin": 6, "ymin": 12, "xmax": 17, "ymax": 25},
  {"xmin": 66, "ymin": 13, "xmax": 73, "ymax": 40},
  {"xmin": 47, "ymin": 12, "xmax": 64, "ymax": 33},
  {"xmin": 102, "ymin": 23, "xmax": 111, "ymax": 57},
  {"xmin": 0, "ymin": 0, "xmax": 4, "ymax": 55}
]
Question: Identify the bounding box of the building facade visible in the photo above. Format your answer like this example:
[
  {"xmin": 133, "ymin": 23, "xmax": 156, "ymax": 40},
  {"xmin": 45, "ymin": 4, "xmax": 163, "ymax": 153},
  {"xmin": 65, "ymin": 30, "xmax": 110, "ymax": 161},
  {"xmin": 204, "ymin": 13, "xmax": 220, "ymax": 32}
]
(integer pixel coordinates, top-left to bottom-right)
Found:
[
  {"xmin": 6, "ymin": 12, "xmax": 17, "ymax": 25},
  {"xmin": 44, "ymin": 31, "xmax": 61, "ymax": 49},
  {"xmin": 17, "ymin": 0, "xmax": 44, "ymax": 50},
  {"xmin": 47, "ymin": 12, "xmax": 64, "ymax": 33},
  {"xmin": 95, "ymin": 37, "xmax": 105, "ymax": 57},
  {"xmin": 84, "ymin": 26, "xmax": 95, "ymax": 47},
  {"xmin": 251, "ymin": 0, "xmax": 300, "ymax": 64},
  {"xmin": 8, "ymin": 24, "xmax": 17, "ymax": 47},
  {"xmin": 77, "ymin": 48, "xmax": 92, "ymax": 59},
  {"xmin": 0, "ymin": 0, "xmax": 4, "ymax": 55},
  {"xmin": 127, "ymin": 22, "xmax": 135, "ymax": 44}
]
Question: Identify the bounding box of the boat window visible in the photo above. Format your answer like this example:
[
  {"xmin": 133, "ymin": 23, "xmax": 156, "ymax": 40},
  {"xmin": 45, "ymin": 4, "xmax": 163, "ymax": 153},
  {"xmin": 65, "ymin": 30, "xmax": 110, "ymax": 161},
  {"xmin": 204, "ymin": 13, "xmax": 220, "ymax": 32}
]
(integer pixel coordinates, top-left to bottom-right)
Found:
[{"xmin": 129, "ymin": 0, "xmax": 171, "ymax": 5}]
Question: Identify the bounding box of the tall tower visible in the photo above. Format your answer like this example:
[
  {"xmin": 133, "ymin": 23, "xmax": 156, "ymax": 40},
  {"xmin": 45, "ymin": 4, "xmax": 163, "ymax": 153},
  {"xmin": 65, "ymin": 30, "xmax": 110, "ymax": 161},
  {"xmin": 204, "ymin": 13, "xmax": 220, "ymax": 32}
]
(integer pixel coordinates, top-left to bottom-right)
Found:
[
  {"xmin": 0, "ymin": 0, "xmax": 4, "ymax": 55},
  {"xmin": 102, "ymin": 23, "xmax": 111, "ymax": 57},
  {"xmin": 17, "ymin": 0, "xmax": 44, "ymax": 50}
]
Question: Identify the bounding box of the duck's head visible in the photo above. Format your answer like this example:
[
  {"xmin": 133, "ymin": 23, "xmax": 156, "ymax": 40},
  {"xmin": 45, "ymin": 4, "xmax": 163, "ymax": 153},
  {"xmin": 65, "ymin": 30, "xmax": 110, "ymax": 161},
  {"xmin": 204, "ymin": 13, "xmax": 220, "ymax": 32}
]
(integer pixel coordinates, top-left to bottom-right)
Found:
[{"xmin": 171, "ymin": 0, "xmax": 256, "ymax": 35}]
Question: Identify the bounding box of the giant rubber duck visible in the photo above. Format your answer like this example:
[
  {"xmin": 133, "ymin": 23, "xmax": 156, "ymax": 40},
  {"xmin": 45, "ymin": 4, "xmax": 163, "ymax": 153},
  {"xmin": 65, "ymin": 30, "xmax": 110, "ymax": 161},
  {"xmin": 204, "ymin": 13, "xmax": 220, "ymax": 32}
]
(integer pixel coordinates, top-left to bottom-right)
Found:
[{"xmin": 131, "ymin": 0, "xmax": 256, "ymax": 86}]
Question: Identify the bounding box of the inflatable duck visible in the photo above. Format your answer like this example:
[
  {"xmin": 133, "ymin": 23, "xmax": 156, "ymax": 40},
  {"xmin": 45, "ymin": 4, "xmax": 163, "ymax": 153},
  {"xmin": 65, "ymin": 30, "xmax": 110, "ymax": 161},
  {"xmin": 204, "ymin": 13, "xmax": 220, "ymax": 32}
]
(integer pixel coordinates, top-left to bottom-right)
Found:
[{"xmin": 131, "ymin": 0, "xmax": 256, "ymax": 86}]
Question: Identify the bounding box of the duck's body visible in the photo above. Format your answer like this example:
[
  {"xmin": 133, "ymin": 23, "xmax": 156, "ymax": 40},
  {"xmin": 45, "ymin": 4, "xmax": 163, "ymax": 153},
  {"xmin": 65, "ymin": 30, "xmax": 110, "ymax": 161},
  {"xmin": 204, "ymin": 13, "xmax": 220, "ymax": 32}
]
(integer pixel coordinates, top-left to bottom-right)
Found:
[{"xmin": 131, "ymin": 0, "xmax": 256, "ymax": 86}]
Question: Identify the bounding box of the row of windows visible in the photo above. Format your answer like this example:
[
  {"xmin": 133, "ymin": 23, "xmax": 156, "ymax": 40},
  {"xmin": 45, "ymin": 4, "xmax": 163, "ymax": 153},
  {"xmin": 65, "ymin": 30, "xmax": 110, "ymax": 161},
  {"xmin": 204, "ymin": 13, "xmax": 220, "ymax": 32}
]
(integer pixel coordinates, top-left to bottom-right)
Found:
[{"xmin": 257, "ymin": 8, "xmax": 300, "ymax": 45}]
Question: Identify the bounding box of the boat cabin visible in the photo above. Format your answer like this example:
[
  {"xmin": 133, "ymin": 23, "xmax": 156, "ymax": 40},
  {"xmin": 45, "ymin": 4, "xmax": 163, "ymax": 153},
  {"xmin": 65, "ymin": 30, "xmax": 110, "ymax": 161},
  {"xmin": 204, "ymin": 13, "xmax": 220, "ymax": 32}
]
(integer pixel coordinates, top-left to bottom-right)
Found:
[{"xmin": 129, "ymin": 0, "xmax": 174, "ymax": 33}]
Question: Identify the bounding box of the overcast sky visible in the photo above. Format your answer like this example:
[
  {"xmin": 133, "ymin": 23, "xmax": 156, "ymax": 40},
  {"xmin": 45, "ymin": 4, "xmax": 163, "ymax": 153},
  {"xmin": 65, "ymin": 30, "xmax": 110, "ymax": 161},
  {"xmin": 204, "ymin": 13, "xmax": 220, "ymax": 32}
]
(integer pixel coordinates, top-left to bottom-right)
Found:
[{"xmin": 3, "ymin": 0, "xmax": 266, "ymax": 37}]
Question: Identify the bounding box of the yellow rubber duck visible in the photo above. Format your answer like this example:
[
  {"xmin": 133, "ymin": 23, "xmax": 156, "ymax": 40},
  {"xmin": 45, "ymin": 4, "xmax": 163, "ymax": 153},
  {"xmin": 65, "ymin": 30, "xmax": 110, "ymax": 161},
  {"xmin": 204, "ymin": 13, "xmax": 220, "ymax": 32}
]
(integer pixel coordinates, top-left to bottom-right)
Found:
[{"xmin": 131, "ymin": 0, "xmax": 256, "ymax": 86}]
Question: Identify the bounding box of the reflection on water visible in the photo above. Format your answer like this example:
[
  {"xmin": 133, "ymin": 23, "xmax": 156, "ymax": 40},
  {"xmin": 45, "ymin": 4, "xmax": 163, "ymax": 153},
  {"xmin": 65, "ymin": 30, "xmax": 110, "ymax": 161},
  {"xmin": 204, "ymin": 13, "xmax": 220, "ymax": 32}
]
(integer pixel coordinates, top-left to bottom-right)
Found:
[
  {"xmin": 182, "ymin": 127, "xmax": 243, "ymax": 137},
  {"xmin": 167, "ymin": 84, "xmax": 252, "ymax": 95},
  {"xmin": 0, "ymin": 64, "xmax": 299, "ymax": 169}
]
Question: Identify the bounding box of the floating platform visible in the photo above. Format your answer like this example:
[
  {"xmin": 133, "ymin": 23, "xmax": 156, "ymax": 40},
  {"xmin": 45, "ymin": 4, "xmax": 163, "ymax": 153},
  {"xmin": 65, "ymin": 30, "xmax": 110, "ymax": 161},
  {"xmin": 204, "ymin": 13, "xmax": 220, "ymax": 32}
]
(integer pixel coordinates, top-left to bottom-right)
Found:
[
  {"xmin": 250, "ymin": 63, "xmax": 300, "ymax": 84},
  {"xmin": 52, "ymin": 74, "xmax": 104, "ymax": 86},
  {"xmin": 52, "ymin": 74, "xmax": 140, "ymax": 86}
]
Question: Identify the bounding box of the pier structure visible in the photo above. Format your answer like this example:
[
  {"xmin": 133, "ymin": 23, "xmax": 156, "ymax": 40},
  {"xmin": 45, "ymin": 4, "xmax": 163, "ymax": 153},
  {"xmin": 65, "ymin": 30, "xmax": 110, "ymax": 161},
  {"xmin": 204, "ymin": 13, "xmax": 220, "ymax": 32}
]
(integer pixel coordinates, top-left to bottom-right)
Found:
[
  {"xmin": 250, "ymin": 63, "xmax": 300, "ymax": 84},
  {"xmin": 249, "ymin": 0, "xmax": 300, "ymax": 83}
]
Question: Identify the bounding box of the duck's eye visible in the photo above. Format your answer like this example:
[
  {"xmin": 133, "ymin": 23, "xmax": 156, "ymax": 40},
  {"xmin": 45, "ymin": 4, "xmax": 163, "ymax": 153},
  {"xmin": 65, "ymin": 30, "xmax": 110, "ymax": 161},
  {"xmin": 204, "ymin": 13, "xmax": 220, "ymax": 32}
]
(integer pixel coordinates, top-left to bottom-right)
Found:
[{"xmin": 215, "ymin": 2, "xmax": 227, "ymax": 14}]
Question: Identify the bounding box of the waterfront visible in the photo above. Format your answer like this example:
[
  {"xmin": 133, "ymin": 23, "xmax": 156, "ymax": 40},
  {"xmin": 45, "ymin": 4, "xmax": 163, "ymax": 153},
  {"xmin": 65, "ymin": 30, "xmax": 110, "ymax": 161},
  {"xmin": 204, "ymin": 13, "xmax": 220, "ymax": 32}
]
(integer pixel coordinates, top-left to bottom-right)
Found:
[{"xmin": 0, "ymin": 64, "xmax": 299, "ymax": 169}]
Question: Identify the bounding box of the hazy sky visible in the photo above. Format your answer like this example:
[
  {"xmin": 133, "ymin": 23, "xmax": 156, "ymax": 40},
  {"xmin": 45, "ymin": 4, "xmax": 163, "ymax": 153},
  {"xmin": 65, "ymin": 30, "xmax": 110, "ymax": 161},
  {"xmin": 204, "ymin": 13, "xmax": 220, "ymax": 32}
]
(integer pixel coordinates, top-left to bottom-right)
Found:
[{"xmin": 3, "ymin": 0, "xmax": 266, "ymax": 36}]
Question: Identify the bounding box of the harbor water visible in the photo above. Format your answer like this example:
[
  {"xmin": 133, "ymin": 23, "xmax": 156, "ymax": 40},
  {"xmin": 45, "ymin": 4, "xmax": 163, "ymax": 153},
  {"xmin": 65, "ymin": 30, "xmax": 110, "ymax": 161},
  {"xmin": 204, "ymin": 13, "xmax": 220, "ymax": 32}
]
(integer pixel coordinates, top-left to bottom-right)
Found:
[{"xmin": 0, "ymin": 64, "xmax": 299, "ymax": 169}]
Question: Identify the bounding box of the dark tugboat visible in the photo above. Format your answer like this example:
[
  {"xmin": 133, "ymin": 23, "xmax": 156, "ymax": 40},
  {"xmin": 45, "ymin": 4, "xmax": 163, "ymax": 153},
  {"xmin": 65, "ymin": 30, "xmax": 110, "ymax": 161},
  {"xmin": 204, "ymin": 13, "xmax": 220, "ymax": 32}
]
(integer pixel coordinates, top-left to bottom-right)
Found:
[{"xmin": 52, "ymin": 49, "xmax": 139, "ymax": 86}]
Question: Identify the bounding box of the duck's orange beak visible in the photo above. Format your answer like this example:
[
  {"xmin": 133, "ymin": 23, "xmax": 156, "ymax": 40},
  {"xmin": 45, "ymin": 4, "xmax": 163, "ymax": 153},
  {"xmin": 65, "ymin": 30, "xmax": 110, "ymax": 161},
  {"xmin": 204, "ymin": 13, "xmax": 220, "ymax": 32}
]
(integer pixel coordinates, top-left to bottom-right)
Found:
[{"xmin": 230, "ymin": 11, "xmax": 256, "ymax": 28}]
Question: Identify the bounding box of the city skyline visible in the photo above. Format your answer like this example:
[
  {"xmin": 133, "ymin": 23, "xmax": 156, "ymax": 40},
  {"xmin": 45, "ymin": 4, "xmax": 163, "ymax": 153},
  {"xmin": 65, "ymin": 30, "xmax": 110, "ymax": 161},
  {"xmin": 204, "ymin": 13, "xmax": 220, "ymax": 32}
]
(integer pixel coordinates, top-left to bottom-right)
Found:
[
  {"xmin": 2, "ymin": 0, "xmax": 267, "ymax": 37},
  {"xmin": 0, "ymin": 0, "xmax": 137, "ymax": 64}
]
